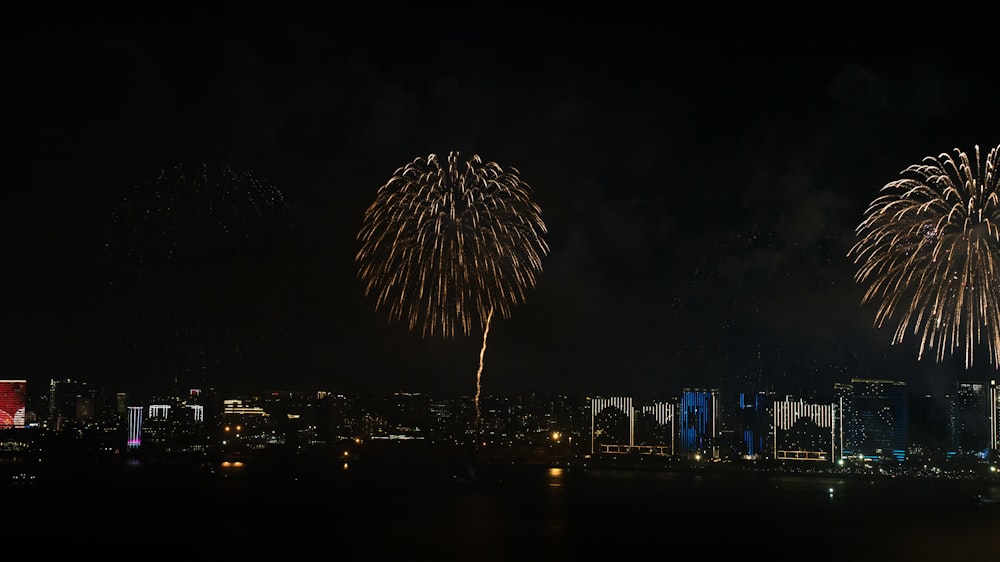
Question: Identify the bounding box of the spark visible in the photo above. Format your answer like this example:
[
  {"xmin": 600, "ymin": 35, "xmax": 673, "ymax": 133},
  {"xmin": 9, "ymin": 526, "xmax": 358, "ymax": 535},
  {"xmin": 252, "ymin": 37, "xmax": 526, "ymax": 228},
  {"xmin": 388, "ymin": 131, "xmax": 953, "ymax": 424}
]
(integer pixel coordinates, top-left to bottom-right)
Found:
[{"xmin": 848, "ymin": 144, "xmax": 1000, "ymax": 369}]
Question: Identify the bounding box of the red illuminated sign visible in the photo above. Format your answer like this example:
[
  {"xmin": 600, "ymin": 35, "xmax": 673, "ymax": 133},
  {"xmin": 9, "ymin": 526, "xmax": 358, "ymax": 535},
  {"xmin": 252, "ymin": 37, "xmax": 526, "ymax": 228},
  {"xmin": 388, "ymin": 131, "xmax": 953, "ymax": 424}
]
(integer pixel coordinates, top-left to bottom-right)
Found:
[{"xmin": 0, "ymin": 380, "xmax": 27, "ymax": 429}]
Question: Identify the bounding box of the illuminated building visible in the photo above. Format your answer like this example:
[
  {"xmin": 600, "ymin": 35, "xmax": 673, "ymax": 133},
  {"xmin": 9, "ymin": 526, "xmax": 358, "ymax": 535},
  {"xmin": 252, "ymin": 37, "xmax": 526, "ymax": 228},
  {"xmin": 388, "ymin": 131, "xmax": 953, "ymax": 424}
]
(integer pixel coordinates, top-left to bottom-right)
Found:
[
  {"xmin": 715, "ymin": 387, "xmax": 775, "ymax": 461},
  {"xmin": 223, "ymin": 399, "xmax": 267, "ymax": 416},
  {"xmin": 730, "ymin": 391, "xmax": 774, "ymax": 459},
  {"xmin": 833, "ymin": 382, "xmax": 854, "ymax": 458},
  {"xmin": 679, "ymin": 388, "xmax": 718, "ymax": 458},
  {"xmin": 992, "ymin": 380, "xmax": 1000, "ymax": 456},
  {"xmin": 0, "ymin": 380, "xmax": 27, "ymax": 429},
  {"xmin": 589, "ymin": 396, "xmax": 674, "ymax": 456},
  {"xmin": 632, "ymin": 401, "xmax": 675, "ymax": 455},
  {"xmin": 145, "ymin": 404, "xmax": 172, "ymax": 446},
  {"xmin": 127, "ymin": 406, "xmax": 143, "ymax": 448},
  {"xmin": 772, "ymin": 397, "xmax": 837, "ymax": 462},
  {"xmin": 840, "ymin": 379, "xmax": 908, "ymax": 462},
  {"xmin": 591, "ymin": 396, "xmax": 632, "ymax": 454},
  {"xmin": 149, "ymin": 404, "xmax": 171, "ymax": 419},
  {"xmin": 950, "ymin": 380, "xmax": 990, "ymax": 458}
]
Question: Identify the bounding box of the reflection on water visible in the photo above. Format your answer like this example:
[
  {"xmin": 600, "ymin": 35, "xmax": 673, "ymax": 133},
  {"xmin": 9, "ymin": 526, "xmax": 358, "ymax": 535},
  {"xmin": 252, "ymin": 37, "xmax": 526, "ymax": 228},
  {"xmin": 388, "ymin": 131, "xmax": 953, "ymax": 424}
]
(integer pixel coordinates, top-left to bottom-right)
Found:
[
  {"xmin": 547, "ymin": 466, "xmax": 565, "ymax": 487},
  {"xmin": 5, "ymin": 458, "xmax": 1000, "ymax": 559}
]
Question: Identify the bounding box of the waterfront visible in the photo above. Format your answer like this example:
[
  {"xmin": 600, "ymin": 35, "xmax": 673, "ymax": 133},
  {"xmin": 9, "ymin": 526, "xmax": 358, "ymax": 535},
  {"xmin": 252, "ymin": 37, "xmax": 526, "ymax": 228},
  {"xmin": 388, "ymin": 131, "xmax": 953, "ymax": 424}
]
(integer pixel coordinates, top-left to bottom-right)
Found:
[{"xmin": 5, "ymin": 454, "xmax": 1000, "ymax": 559}]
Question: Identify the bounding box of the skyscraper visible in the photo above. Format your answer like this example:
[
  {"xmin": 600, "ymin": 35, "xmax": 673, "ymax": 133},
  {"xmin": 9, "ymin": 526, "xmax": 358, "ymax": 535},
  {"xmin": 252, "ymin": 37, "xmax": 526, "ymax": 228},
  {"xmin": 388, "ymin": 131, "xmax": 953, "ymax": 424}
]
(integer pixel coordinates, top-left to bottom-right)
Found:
[
  {"xmin": 841, "ymin": 379, "xmax": 908, "ymax": 462},
  {"xmin": 951, "ymin": 381, "xmax": 990, "ymax": 458},
  {"xmin": 908, "ymin": 393, "xmax": 948, "ymax": 461},
  {"xmin": 732, "ymin": 391, "xmax": 774, "ymax": 459},
  {"xmin": 679, "ymin": 388, "xmax": 718, "ymax": 458}
]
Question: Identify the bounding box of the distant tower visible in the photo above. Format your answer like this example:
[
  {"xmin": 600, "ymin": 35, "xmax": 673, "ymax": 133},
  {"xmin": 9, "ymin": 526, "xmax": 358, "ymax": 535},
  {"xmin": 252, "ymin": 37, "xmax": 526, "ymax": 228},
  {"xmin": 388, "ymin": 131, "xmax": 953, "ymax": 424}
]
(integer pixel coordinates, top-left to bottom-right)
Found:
[{"xmin": 116, "ymin": 393, "xmax": 128, "ymax": 415}]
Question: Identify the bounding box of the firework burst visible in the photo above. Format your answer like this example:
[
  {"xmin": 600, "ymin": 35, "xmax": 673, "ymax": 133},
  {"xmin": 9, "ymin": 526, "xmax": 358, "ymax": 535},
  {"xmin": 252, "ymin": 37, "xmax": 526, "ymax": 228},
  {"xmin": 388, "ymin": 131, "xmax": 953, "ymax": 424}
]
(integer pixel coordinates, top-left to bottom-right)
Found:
[
  {"xmin": 849, "ymin": 144, "xmax": 1000, "ymax": 369},
  {"xmin": 104, "ymin": 162, "xmax": 294, "ymax": 384},
  {"xmin": 357, "ymin": 151, "xmax": 548, "ymax": 428}
]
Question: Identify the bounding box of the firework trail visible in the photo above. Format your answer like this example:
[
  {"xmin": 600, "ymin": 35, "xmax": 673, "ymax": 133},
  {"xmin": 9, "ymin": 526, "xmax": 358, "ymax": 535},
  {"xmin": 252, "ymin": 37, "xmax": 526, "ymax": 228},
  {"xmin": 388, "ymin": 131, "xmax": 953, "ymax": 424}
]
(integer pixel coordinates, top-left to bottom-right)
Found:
[
  {"xmin": 357, "ymin": 151, "xmax": 548, "ymax": 432},
  {"xmin": 848, "ymin": 144, "xmax": 1000, "ymax": 369}
]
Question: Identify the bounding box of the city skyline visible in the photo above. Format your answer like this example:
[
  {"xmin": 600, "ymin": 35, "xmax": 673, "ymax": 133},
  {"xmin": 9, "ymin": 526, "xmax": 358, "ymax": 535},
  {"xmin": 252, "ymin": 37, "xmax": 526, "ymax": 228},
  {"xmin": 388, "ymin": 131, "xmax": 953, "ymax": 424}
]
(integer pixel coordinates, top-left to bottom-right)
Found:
[
  {"xmin": 12, "ymin": 375, "xmax": 1000, "ymax": 467},
  {"xmin": 4, "ymin": 9, "xmax": 1000, "ymax": 403}
]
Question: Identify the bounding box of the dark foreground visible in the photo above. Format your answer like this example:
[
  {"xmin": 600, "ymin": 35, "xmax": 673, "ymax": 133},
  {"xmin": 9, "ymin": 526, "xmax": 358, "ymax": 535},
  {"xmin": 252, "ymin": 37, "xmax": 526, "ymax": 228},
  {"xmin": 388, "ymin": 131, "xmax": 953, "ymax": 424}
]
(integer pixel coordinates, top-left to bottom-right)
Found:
[{"xmin": 5, "ymin": 452, "xmax": 1000, "ymax": 560}]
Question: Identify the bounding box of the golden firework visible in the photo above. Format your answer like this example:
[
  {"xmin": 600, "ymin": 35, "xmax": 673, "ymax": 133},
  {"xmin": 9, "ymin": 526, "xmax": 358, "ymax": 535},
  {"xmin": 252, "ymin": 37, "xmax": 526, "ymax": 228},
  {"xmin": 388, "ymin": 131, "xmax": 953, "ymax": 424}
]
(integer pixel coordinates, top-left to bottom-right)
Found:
[
  {"xmin": 357, "ymin": 151, "xmax": 548, "ymax": 425},
  {"xmin": 849, "ymin": 144, "xmax": 1000, "ymax": 368}
]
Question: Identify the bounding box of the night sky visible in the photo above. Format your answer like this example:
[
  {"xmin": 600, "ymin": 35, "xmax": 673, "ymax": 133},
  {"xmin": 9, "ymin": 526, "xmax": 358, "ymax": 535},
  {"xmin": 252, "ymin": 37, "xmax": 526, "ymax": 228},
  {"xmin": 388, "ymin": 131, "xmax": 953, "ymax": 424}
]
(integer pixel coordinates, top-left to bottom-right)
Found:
[{"xmin": 4, "ymin": 8, "xmax": 999, "ymax": 402}]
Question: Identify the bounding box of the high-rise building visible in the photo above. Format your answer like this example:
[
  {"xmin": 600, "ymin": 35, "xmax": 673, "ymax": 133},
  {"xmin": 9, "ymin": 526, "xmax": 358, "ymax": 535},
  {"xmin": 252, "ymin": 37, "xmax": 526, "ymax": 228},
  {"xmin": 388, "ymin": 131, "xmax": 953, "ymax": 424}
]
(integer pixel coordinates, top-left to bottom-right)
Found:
[
  {"xmin": 730, "ymin": 391, "xmax": 775, "ymax": 459},
  {"xmin": 0, "ymin": 380, "xmax": 27, "ymax": 429},
  {"xmin": 145, "ymin": 404, "xmax": 172, "ymax": 446},
  {"xmin": 991, "ymin": 380, "xmax": 1000, "ymax": 458},
  {"xmin": 679, "ymin": 388, "xmax": 718, "ymax": 458},
  {"xmin": 908, "ymin": 393, "xmax": 948, "ymax": 461},
  {"xmin": 840, "ymin": 379, "xmax": 908, "ymax": 462},
  {"xmin": 950, "ymin": 380, "xmax": 990, "ymax": 458},
  {"xmin": 127, "ymin": 406, "xmax": 143, "ymax": 448},
  {"xmin": 833, "ymin": 382, "xmax": 854, "ymax": 458}
]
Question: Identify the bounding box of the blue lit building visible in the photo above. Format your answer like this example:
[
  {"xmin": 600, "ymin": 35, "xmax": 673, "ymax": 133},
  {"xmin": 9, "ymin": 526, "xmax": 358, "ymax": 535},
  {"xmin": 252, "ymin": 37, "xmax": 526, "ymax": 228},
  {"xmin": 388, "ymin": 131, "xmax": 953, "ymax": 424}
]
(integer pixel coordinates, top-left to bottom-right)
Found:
[
  {"xmin": 679, "ymin": 388, "xmax": 718, "ymax": 458},
  {"xmin": 732, "ymin": 391, "xmax": 774, "ymax": 459}
]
